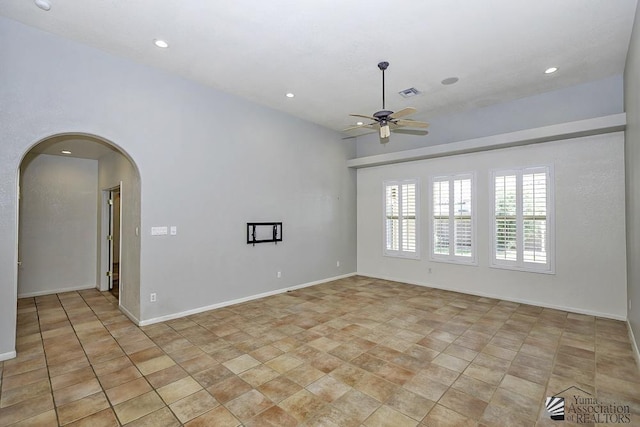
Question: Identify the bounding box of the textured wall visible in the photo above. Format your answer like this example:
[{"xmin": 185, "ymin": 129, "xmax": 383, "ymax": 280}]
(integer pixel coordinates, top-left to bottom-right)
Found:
[
  {"xmin": 356, "ymin": 75, "xmax": 624, "ymax": 158},
  {"xmin": 0, "ymin": 17, "xmax": 356, "ymax": 357},
  {"xmin": 18, "ymin": 154, "xmax": 98, "ymax": 296},
  {"xmin": 98, "ymin": 150, "xmax": 141, "ymax": 319},
  {"xmin": 358, "ymin": 133, "xmax": 627, "ymax": 319},
  {"xmin": 624, "ymin": 3, "xmax": 640, "ymax": 357}
]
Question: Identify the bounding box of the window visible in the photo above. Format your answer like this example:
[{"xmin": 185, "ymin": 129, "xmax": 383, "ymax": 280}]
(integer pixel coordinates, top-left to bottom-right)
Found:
[
  {"xmin": 430, "ymin": 174, "xmax": 476, "ymax": 264},
  {"xmin": 384, "ymin": 179, "xmax": 419, "ymax": 258},
  {"xmin": 492, "ymin": 166, "xmax": 554, "ymax": 273}
]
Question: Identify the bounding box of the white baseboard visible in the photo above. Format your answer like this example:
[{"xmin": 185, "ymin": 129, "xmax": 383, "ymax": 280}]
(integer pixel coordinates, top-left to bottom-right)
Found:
[
  {"xmin": 358, "ymin": 273, "xmax": 627, "ymax": 321},
  {"xmin": 138, "ymin": 273, "xmax": 356, "ymax": 327},
  {"xmin": 18, "ymin": 284, "xmax": 97, "ymax": 298},
  {"xmin": 0, "ymin": 350, "xmax": 16, "ymax": 362},
  {"xmin": 628, "ymin": 321, "xmax": 640, "ymax": 370},
  {"xmin": 119, "ymin": 303, "xmax": 141, "ymax": 326}
]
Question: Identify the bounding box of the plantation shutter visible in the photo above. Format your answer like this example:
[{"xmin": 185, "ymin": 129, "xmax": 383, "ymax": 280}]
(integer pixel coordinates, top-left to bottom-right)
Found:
[
  {"xmin": 523, "ymin": 171, "xmax": 547, "ymax": 264},
  {"xmin": 384, "ymin": 180, "xmax": 419, "ymax": 258},
  {"xmin": 453, "ymin": 178, "xmax": 472, "ymax": 257},
  {"xmin": 401, "ymin": 182, "xmax": 417, "ymax": 253},
  {"xmin": 495, "ymin": 173, "xmax": 517, "ymax": 262},
  {"xmin": 432, "ymin": 180, "xmax": 449, "ymax": 255}
]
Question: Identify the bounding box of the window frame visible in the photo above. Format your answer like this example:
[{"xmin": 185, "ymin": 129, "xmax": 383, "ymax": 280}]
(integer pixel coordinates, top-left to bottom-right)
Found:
[
  {"xmin": 490, "ymin": 165, "xmax": 555, "ymax": 274},
  {"xmin": 429, "ymin": 172, "xmax": 477, "ymax": 265},
  {"xmin": 383, "ymin": 179, "xmax": 420, "ymax": 259}
]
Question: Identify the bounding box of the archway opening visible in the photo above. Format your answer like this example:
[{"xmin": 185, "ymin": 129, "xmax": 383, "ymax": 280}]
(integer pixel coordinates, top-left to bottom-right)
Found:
[{"xmin": 18, "ymin": 133, "xmax": 141, "ymax": 318}]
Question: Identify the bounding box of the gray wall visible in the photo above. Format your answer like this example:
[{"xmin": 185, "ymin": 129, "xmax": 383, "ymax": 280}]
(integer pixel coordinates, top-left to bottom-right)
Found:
[
  {"xmin": 0, "ymin": 17, "xmax": 356, "ymax": 358},
  {"xmin": 18, "ymin": 154, "xmax": 98, "ymax": 297},
  {"xmin": 625, "ymin": 4, "xmax": 640, "ymax": 358},
  {"xmin": 356, "ymin": 75, "xmax": 624, "ymax": 157},
  {"xmin": 357, "ymin": 133, "xmax": 627, "ymax": 319},
  {"xmin": 98, "ymin": 150, "xmax": 141, "ymax": 319}
]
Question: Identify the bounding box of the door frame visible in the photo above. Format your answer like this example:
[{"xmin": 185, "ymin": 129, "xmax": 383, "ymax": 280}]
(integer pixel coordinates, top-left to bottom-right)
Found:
[{"xmin": 99, "ymin": 182, "xmax": 122, "ymax": 297}]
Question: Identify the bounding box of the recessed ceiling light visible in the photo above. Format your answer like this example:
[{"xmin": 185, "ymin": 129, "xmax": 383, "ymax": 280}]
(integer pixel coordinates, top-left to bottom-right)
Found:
[
  {"xmin": 61, "ymin": 150, "xmax": 71, "ymax": 154},
  {"xmin": 356, "ymin": 121, "xmax": 364, "ymax": 126},
  {"xmin": 34, "ymin": 0, "xmax": 51, "ymax": 11},
  {"xmin": 285, "ymin": 92, "xmax": 295, "ymax": 98},
  {"xmin": 153, "ymin": 39, "xmax": 169, "ymax": 48},
  {"xmin": 441, "ymin": 77, "xmax": 459, "ymax": 85},
  {"xmin": 545, "ymin": 67, "xmax": 558, "ymax": 74}
]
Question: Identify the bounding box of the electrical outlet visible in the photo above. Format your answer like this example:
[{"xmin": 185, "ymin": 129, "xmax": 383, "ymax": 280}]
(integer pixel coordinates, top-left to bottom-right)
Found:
[
  {"xmin": 150, "ymin": 293, "xmax": 157, "ymax": 302},
  {"xmin": 277, "ymin": 271, "xmax": 282, "ymax": 278}
]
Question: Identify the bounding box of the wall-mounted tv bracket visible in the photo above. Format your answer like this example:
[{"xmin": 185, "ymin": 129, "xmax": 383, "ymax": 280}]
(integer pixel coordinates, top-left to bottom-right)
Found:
[{"xmin": 247, "ymin": 222, "xmax": 282, "ymax": 246}]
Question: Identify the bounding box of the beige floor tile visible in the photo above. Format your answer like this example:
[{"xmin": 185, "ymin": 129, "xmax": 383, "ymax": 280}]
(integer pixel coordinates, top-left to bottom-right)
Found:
[
  {"xmin": 364, "ymin": 405, "xmax": 418, "ymax": 427},
  {"xmin": 105, "ymin": 377, "xmax": 153, "ymax": 406},
  {"xmin": 207, "ymin": 375, "xmax": 253, "ymax": 403},
  {"xmin": 184, "ymin": 406, "xmax": 240, "ymax": 427},
  {"xmin": 225, "ymin": 389, "xmax": 273, "ymax": 422},
  {"xmin": 65, "ymin": 408, "xmax": 119, "ymax": 427},
  {"xmin": 2, "ymin": 278, "xmax": 639, "ymax": 427},
  {"xmin": 122, "ymin": 407, "xmax": 180, "ymax": 427},
  {"xmin": 278, "ymin": 389, "xmax": 327, "ymax": 423},
  {"xmin": 56, "ymin": 392, "xmax": 110, "ymax": 426},
  {"xmin": 113, "ymin": 391, "xmax": 165, "ymax": 424},
  {"xmin": 422, "ymin": 404, "xmax": 476, "ymax": 427},
  {"xmin": 54, "ymin": 377, "xmax": 103, "ymax": 407},
  {"xmin": 156, "ymin": 376, "xmax": 202, "ymax": 404},
  {"xmin": 222, "ymin": 354, "xmax": 261, "ymax": 374},
  {"xmin": 169, "ymin": 389, "xmax": 218, "ymax": 423}
]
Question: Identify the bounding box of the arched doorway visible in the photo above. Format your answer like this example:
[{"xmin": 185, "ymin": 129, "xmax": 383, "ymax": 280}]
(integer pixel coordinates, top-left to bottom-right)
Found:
[{"xmin": 18, "ymin": 133, "xmax": 141, "ymax": 316}]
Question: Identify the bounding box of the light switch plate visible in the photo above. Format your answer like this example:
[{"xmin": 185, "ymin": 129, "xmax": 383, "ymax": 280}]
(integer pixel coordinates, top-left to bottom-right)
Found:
[{"xmin": 151, "ymin": 226, "xmax": 168, "ymax": 236}]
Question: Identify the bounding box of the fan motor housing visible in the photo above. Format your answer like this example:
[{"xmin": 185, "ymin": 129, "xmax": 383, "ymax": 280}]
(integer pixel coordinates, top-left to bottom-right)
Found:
[{"xmin": 373, "ymin": 110, "xmax": 394, "ymax": 119}]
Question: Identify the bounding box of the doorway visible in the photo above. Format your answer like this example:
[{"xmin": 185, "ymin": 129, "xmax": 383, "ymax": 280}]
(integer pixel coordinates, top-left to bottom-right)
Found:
[{"xmin": 105, "ymin": 185, "xmax": 121, "ymax": 300}]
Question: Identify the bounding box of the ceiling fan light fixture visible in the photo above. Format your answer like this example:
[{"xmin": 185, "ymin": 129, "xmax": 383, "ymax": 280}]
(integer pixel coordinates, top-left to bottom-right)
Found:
[
  {"xmin": 285, "ymin": 92, "xmax": 295, "ymax": 98},
  {"xmin": 356, "ymin": 121, "xmax": 364, "ymax": 126},
  {"xmin": 380, "ymin": 124, "xmax": 391, "ymax": 139},
  {"xmin": 545, "ymin": 67, "xmax": 558, "ymax": 74}
]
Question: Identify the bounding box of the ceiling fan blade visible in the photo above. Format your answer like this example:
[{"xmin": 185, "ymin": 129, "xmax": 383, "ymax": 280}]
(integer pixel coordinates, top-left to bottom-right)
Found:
[
  {"xmin": 391, "ymin": 128, "xmax": 429, "ymax": 136},
  {"xmin": 389, "ymin": 107, "xmax": 416, "ymax": 119},
  {"xmin": 349, "ymin": 113, "xmax": 377, "ymax": 121},
  {"xmin": 342, "ymin": 123, "xmax": 376, "ymax": 132},
  {"xmin": 394, "ymin": 119, "xmax": 429, "ymax": 128},
  {"xmin": 342, "ymin": 131, "xmax": 377, "ymax": 140}
]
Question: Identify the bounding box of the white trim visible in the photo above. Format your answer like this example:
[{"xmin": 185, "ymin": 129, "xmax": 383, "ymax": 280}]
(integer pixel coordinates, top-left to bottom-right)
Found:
[
  {"xmin": 428, "ymin": 172, "xmax": 477, "ymax": 265},
  {"xmin": 17, "ymin": 284, "xmax": 97, "ymax": 298},
  {"xmin": 490, "ymin": 165, "xmax": 555, "ymax": 274},
  {"xmin": 138, "ymin": 273, "xmax": 356, "ymax": 327},
  {"xmin": 347, "ymin": 114, "xmax": 626, "ymax": 169},
  {"xmin": 383, "ymin": 179, "xmax": 420, "ymax": 260},
  {"xmin": 359, "ymin": 273, "xmax": 627, "ymax": 321},
  {"xmin": 628, "ymin": 321, "xmax": 640, "ymax": 370},
  {"xmin": 0, "ymin": 350, "xmax": 16, "ymax": 362}
]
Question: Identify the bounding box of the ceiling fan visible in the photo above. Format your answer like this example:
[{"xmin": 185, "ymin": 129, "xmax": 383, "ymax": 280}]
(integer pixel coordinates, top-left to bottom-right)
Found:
[{"xmin": 344, "ymin": 61, "xmax": 429, "ymax": 144}]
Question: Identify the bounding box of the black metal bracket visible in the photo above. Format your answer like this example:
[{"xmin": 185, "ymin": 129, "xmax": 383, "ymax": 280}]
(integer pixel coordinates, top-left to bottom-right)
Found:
[{"xmin": 247, "ymin": 222, "xmax": 282, "ymax": 246}]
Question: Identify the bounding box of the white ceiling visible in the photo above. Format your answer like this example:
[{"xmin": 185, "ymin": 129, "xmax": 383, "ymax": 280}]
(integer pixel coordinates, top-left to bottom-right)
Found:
[{"xmin": 1, "ymin": 0, "xmax": 637, "ymax": 133}]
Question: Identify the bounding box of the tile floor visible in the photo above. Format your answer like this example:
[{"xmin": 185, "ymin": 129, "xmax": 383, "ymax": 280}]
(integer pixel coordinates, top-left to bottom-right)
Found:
[{"xmin": 0, "ymin": 275, "xmax": 639, "ymax": 426}]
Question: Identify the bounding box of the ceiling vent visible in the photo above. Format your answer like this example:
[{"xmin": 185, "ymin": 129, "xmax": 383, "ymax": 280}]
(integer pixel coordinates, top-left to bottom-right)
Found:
[{"xmin": 398, "ymin": 87, "xmax": 421, "ymax": 98}]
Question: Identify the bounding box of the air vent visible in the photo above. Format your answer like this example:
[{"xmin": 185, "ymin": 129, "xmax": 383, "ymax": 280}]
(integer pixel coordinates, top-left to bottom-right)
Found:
[{"xmin": 398, "ymin": 87, "xmax": 421, "ymax": 98}]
